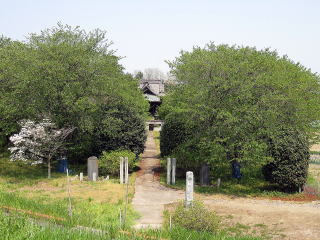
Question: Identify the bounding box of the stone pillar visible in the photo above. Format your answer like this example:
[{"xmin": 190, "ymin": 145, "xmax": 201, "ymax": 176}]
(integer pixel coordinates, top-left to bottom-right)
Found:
[
  {"xmin": 80, "ymin": 172, "xmax": 83, "ymax": 181},
  {"xmin": 171, "ymin": 158, "xmax": 176, "ymax": 185},
  {"xmin": 120, "ymin": 157, "xmax": 124, "ymax": 184},
  {"xmin": 92, "ymin": 172, "xmax": 97, "ymax": 182},
  {"xmin": 185, "ymin": 171, "xmax": 194, "ymax": 207},
  {"xmin": 200, "ymin": 163, "xmax": 210, "ymax": 186},
  {"xmin": 124, "ymin": 157, "xmax": 129, "ymax": 184},
  {"xmin": 167, "ymin": 158, "xmax": 171, "ymax": 185},
  {"xmin": 87, "ymin": 156, "xmax": 98, "ymax": 181}
]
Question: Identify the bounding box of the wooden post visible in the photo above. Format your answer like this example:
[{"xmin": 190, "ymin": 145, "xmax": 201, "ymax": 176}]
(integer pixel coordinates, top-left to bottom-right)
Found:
[
  {"xmin": 171, "ymin": 158, "xmax": 176, "ymax": 185},
  {"xmin": 120, "ymin": 157, "xmax": 124, "ymax": 184},
  {"xmin": 66, "ymin": 168, "xmax": 72, "ymax": 217},
  {"xmin": 185, "ymin": 171, "xmax": 194, "ymax": 208},
  {"xmin": 167, "ymin": 158, "xmax": 171, "ymax": 185}
]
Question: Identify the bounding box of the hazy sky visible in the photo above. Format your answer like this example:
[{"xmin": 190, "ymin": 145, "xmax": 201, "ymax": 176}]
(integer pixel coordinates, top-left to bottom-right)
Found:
[{"xmin": 1, "ymin": 0, "xmax": 319, "ymax": 74}]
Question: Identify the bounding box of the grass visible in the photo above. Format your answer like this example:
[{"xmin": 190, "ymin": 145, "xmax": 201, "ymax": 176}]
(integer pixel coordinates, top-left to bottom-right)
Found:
[
  {"xmin": 0, "ymin": 211, "xmax": 263, "ymax": 240},
  {"xmin": 0, "ymin": 156, "xmax": 264, "ymax": 240},
  {"xmin": 0, "ymin": 156, "xmax": 138, "ymax": 229}
]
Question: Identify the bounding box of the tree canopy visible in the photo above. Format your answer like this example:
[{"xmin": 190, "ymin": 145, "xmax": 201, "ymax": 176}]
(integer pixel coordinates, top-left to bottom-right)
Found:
[
  {"xmin": 0, "ymin": 24, "xmax": 148, "ymax": 161},
  {"xmin": 159, "ymin": 43, "xmax": 320, "ymax": 186}
]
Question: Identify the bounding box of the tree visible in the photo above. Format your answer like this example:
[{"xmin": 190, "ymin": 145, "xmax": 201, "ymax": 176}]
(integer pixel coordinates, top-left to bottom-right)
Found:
[
  {"xmin": 0, "ymin": 24, "xmax": 148, "ymax": 161},
  {"xmin": 160, "ymin": 43, "xmax": 320, "ymax": 185},
  {"xmin": 9, "ymin": 119, "xmax": 74, "ymax": 178}
]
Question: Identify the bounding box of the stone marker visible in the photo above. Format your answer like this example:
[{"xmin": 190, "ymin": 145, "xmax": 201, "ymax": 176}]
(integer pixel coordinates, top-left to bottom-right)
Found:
[
  {"xmin": 217, "ymin": 178, "xmax": 221, "ymax": 188},
  {"xmin": 80, "ymin": 172, "xmax": 83, "ymax": 181},
  {"xmin": 124, "ymin": 157, "xmax": 129, "ymax": 184},
  {"xmin": 120, "ymin": 157, "xmax": 124, "ymax": 184},
  {"xmin": 171, "ymin": 158, "xmax": 176, "ymax": 185},
  {"xmin": 200, "ymin": 163, "xmax": 210, "ymax": 186},
  {"xmin": 93, "ymin": 172, "xmax": 97, "ymax": 182},
  {"xmin": 167, "ymin": 158, "xmax": 171, "ymax": 185},
  {"xmin": 87, "ymin": 156, "xmax": 98, "ymax": 181},
  {"xmin": 185, "ymin": 171, "xmax": 194, "ymax": 207}
]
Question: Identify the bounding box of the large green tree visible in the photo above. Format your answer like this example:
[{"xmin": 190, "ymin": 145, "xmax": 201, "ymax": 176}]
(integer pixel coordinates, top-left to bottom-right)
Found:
[
  {"xmin": 0, "ymin": 24, "xmax": 148, "ymax": 160},
  {"xmin": 160, "ymin": 44, "xmax": 320, "ymax": 188}
]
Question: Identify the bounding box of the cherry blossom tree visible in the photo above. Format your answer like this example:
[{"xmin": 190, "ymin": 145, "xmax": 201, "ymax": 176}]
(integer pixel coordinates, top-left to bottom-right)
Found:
[{"xmin": 9, "ymin": 119, "xmax": 74, "ymax": 178}]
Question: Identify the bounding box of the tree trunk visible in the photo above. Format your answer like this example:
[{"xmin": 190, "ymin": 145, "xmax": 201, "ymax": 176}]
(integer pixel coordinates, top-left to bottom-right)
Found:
[{"xmin": 48, "ymin": 156, "xmax": 51, "ymax": 179}]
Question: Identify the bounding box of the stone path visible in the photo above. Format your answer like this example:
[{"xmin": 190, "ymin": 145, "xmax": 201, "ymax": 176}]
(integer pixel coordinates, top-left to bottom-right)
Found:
[{"xmin": 132, "ymin": 131, "xmax": 184, "ymax": 229}]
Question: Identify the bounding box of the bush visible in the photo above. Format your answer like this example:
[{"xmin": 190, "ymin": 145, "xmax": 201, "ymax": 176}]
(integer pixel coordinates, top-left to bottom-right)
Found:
[
  {"xmin": 99, "ymin": 150, "xmax": 136, "ymax": 176},
  {"xmin": 263, "ymin": 128, "xmax": 310, "ymax": 191},
  {"xmin": 160, "ymin": 111, "xmax": 194, "ymax": 157},
  {"xmin": 166, "ymin": 201, "xmax": 220, "ymax": 233}
]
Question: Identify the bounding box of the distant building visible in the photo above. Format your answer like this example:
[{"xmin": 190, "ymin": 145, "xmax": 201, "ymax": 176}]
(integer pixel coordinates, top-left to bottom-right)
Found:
[{"xmin": 139, "ymin": 79, "xmax": 165, "ymax": 116}]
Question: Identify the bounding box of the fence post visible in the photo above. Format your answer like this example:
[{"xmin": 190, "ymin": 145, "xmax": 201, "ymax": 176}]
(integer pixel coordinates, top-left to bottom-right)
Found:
[{"xmin": 66, "ymin": 168, "xmax": 72, "ymax": 217}]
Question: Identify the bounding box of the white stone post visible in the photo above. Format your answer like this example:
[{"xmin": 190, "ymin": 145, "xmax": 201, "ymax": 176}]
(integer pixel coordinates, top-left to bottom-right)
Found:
[
  {"xmin": 217, "ymin": 178, "xmax": 221, "ymax": 188},
  {"xmin": 167, "ymin": 158, "xmax": 171, "ymax": 185},
  {"xmin": 124, "ymin": 157, "xmax": 129, "ymax": 184},
  {"xmin": 92, "ymin": 172, "xmax": 97, "ymax": 182},
  {"xmin": 80, "ymin": 172, "xmax": 83, "ymax": 181},
  {"xmin": 120, "ymin": 157, "xmax": 124, "ymax": 184},
  {"xmin": 171, "ymin": 158, "xmax": 176, "ymax": 185},
  {"xmin": 185, "ymin": 171, "xmax": 194, "ymax": 207}
]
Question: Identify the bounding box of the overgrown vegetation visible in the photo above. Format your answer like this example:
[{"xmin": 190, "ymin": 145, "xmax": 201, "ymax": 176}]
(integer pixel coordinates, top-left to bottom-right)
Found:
[
  {"xmin": 99, "ymin": 150, "xmax": 136, "ymax": 176},
  {"xmin": 165, "ymin": 201, "xmax": 220, "ymax": 233},
  {"xmin": 160, "ymin": 43, "xmax": 320, "ymax": 191}
]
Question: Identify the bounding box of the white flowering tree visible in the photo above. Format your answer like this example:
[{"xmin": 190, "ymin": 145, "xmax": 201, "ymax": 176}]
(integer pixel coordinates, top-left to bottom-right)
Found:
[{"xmin": 9, "ymin": 119, "xmax": 74, "ymax": 178}]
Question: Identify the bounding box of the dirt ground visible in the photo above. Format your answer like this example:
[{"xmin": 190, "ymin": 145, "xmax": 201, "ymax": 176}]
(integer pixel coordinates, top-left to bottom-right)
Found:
[
  {"xmin": 201, "ymin": 194, "xmax": 320, "ymax": 240},
  {"xmin": 132, "ymin": 131, "xmax": 184, "ymax": 229}
]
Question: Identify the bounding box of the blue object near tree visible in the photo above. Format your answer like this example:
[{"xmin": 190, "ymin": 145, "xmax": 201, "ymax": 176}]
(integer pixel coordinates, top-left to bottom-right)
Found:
[
  {"xmin": 232, "ymin": 161, "xmax": 242, "ymax": 179},
  {"xmin": 57, "ymin": 157, "xmax": 68, "ymax": 173}
]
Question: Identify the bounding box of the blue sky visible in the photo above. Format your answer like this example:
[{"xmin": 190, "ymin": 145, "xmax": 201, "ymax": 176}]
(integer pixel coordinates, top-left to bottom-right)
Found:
[{"xmin": 1, "ymin": 0, "xmax": 319, "ymax": 74}]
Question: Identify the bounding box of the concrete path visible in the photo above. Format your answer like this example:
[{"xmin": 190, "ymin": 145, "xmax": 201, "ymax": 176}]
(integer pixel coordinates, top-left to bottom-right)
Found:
[{"xmin": 132, "ymin": 131, "xmax": 184, "ymax": 229}]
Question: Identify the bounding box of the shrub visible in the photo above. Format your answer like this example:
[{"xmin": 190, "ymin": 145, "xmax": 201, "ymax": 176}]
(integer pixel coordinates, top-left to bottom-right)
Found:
[
  {"xmin": 166, "ymin": 201, "xmax": 220, "ymax": 233},
  {"xmin": 99, "ymin": 150, "xmax": 136, "ymax": 176},
  {"xmin": 160, "ymin": 111, "xmax": 194, "ymax": 157},
  {"xmin": 262, "ymin": 128, "xmax": 310, "ymax": 191}
]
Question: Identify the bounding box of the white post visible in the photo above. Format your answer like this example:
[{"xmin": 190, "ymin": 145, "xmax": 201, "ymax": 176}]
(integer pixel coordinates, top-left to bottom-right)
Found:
[
  {"xmin": 167, "ymin": 158, "xmax": 171, "ymax": 185},
  {"xmin": 217, "ymin": 178, "xmax": 221, "ymax": 188},
  {"xmin": 93, "ymin": 172, "xmax": 97, "ymax": 182},
  {"xmin": 185, "ymin": 171, "xmax": 194, "ymax": 208},
  {"xmin": 171, "ymin": 158, "xmax": 176, "ymax": 185},
  {"xmin": 120, "ymin": 157, "xmax": 124, "ymax": 184},
  {"xmin": 80, "ymin": 172, "xmax": 83, "ymax": 181},
  {"xmin": 125, "ymin": 157, "xmax": 129, "ymax": 184}
]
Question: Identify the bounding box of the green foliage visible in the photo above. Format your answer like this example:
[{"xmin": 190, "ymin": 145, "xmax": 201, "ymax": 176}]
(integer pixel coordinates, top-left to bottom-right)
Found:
[
  {"xmin": 159, "ymin": 43, "xmax": 320, "ymax": 182},
  {"xmin": 166, "ymin": 201, "xmax": 220, "ymax": 233},
  {"xmin": 99, "ymin": 150, "xmax": 136, "ymax": 176},
  {"xmin": 262, "ymin": 128, "xmax": 310, "ymax": 191},
  {"xmin": 0, "ymin": 23, "xmax": 148, "ymax": 160},
  {"xmin": 160, "ymin": 111, "xmax": 194, "ymax": 157}
]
